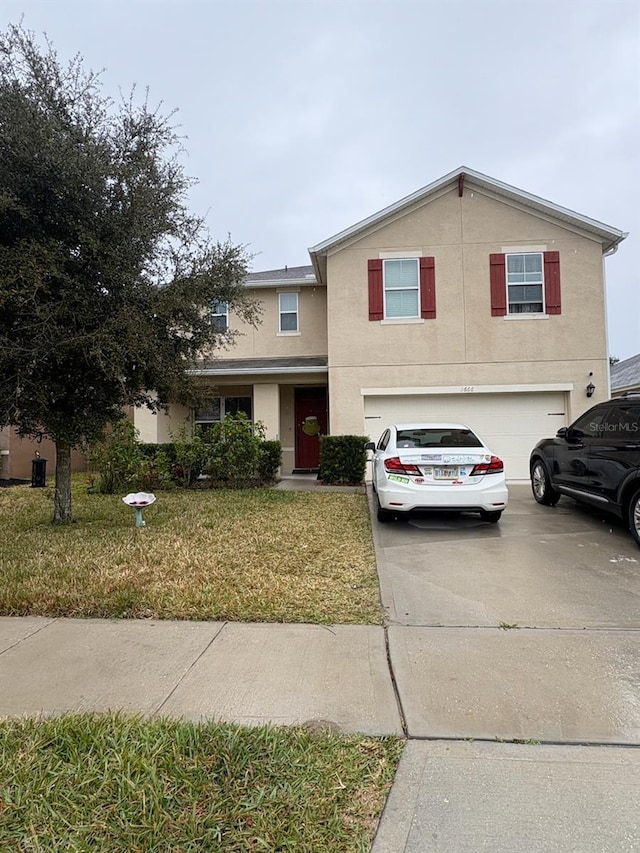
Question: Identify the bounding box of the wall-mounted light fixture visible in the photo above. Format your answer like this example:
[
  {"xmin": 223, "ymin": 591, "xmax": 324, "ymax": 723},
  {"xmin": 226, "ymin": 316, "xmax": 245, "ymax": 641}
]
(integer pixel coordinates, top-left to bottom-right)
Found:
[{"xmin": 586, "ymin": 372, "xmax": 595, "ymax": 398}]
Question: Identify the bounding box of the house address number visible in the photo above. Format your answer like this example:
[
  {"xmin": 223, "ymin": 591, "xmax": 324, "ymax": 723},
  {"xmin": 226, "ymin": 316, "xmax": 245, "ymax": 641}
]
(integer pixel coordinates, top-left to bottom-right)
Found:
[{"xmin": 461, "ymin": 386, "xmax": 475, "ymax": 393}]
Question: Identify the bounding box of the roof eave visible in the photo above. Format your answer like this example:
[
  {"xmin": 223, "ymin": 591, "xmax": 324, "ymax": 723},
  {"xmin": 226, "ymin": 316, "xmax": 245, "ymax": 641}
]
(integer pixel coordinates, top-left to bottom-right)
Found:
[
  {"xmin": 188, "ymin": 366, "xmax": 328, "ymax": 377},
  {"xmin": 244, "ymin": 277, "xmax": 318, "ymax": 289},
  {"xmin": 308, "ymin": 166, "xmax": 627, "ymax": 259}
]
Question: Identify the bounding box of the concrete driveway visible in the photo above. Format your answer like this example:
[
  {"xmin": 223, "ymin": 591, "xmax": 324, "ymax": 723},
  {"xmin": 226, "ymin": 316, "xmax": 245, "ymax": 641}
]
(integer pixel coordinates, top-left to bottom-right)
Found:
[
  {"xmin": 371, "ymin": 482, "xmax": 640, "ymax": 852},
  {"xmin": 373, "ymin": 483, "xmax": 640, "ymax": 743}
]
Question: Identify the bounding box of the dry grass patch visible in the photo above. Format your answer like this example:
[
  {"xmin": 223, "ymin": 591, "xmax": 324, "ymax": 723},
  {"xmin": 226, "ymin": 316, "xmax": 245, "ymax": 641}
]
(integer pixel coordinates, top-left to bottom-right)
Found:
[{"xmin": 0, "ymin": 480, "xmax": 381, "ymax": 623}]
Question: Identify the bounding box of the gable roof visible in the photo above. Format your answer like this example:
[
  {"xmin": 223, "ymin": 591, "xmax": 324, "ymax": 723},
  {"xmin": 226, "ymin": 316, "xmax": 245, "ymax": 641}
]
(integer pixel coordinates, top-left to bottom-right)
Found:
[
  {"xmin": 308, "ymin": 167, "xmax": 627, "ymax": 285},
  {"xmin": 611, "ymin": 353, "xmax": 640, "ymax": 392}
]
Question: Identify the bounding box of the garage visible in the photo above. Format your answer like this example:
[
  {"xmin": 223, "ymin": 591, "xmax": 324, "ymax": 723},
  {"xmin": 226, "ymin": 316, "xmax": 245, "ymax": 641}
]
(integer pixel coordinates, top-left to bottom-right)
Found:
[{"xmin": 363, "ymin": 391, "xmax": 568, "ymax": 480}]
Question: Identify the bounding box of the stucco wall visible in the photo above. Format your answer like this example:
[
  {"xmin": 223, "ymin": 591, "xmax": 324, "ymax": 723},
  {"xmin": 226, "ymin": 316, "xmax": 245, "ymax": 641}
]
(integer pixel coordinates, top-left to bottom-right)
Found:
[
  {"xmin": 229, "ymin": 285, "xmax": 327, "ymax": 358},
  {"xmin": 2, "ymin": 430, "xmax": 87, "ymax": 482},
  {"xmin": 324, "ymin": 186, "xmax": 611, "ymax": 435},
  {"xmin": 134, "ymin": 402, "xmax": 192, "ymax": 444}
]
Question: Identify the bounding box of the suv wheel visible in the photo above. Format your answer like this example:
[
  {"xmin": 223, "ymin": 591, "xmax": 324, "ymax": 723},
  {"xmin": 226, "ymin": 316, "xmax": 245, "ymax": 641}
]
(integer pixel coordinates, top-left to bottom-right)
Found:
[
  {"xmin": 628, "ymin": 489, "xmax": 640, "ymax": 547},
  {"xmin": 530, "ymin": 459, "xmax": 560, "ymax": 506}
]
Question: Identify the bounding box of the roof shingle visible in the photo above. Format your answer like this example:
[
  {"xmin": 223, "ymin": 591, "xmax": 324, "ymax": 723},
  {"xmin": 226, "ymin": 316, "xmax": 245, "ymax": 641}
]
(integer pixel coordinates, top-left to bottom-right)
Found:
[{"xmin": 611, "ymin": 353, "xmax": 640, "ymax": 391}]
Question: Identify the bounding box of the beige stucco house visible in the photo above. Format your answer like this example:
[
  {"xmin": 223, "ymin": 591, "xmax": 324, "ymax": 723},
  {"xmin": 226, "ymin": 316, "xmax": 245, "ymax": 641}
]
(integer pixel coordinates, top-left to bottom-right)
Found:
[{"xmin": 135, "ymin": 166, "xmax": 627, "ymax": 481}]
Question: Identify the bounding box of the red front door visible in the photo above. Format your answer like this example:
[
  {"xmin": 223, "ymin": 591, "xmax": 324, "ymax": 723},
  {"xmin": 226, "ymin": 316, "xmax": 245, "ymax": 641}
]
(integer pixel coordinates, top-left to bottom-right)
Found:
[{"xmin": 294, "ymin": 387, "xmax": 328, "ymax": 470}]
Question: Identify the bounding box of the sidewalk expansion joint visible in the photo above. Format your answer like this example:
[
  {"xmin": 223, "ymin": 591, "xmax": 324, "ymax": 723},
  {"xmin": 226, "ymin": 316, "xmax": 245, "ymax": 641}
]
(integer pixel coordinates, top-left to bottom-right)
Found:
[
  {"xmin": 151, "ymin": 621, "xmax": 228, "ymax": 717},
  {"xmin": 0, "ymin": 617, "xmax": 59, "ymax": 657},
  {"xmin": 406, "ymin": 735, "xmax": 640, "ymax": 749},
  {"xmin": 383, "ymin": 625, "xmax": 408, "ymax": 739}
]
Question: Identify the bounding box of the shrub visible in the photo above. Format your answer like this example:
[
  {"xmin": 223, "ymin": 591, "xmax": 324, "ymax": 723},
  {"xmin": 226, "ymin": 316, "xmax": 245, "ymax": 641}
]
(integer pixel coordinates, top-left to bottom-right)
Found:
[
  {"xmin": 203, "ymin": 413, "xmax": 266, "ymax": 489},
  {"xmin": 138, "ymin": 442, "xmax": 177, "ymax": 463},
  {"xmin": 172, "ymin": 426, "xmax": 206, "ymax": 486},
  {"xmin": 257, "ymin": 440, "xmax": 282, "ymax": 484},
  {"xmin": 319, "ymin": 435, "xmax": 368, "ymax": 485},
  {"xmin": 137, "ymin": 449, "xmax": 175, "ymax": 491},
  {"xmin": 87, "ymin": 419, "xmax": 143, "ymax": 494}
]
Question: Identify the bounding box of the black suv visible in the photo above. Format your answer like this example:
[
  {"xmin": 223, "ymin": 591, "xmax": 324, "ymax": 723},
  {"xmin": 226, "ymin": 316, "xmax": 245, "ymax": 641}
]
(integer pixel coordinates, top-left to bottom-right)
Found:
[{"xmin": 529, "ymin": 395, "xmax": 640, "ymax": 547}]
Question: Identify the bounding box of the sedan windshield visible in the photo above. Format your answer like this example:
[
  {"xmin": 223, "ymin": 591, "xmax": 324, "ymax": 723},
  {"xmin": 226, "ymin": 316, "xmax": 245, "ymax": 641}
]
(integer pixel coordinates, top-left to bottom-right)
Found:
[{"xmin": 395, "ymin": 428, "xmax": 483, "ymax": 448}]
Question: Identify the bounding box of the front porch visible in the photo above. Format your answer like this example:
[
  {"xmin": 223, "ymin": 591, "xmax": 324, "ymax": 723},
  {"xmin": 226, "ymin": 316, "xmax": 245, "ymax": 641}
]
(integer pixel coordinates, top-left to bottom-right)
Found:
[{"xmin": 134, "ymin": 356, "xmax": 329, "ymax": 476}]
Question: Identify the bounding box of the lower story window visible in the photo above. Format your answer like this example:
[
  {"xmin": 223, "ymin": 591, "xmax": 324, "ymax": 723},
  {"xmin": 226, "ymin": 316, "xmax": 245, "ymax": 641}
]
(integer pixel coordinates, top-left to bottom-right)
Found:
[{"xmin": 194, "ymin": 395, "xmax": 252, "ymax": 434}]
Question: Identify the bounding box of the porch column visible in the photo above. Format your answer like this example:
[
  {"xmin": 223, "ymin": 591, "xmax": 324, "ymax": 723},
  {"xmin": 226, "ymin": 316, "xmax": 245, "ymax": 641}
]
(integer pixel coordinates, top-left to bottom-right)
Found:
[
  {"xmin": 134, "ymin": 404, "xmax": 159, "ymax": 443},
  {"xmin": 133, "ymin": 397, "xmax": 191, "ymax": 443},
  {"xmin": 253, "ymin": 384, "xmax": 280, "ymax": 440}
]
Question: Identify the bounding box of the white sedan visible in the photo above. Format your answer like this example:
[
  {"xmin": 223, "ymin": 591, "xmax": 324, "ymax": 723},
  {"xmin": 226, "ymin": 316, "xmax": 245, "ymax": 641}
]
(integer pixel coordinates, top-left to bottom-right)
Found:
[{"xmin": 366, "ymin": 423, "xmax": 508, "ymax": 523}]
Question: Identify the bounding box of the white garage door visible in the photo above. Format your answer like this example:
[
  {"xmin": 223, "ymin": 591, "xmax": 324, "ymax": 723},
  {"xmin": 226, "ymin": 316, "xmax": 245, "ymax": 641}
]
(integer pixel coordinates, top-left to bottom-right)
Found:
[{"xmin": 364, "ymin": 392, "xmax": 567, "ymax": 480}]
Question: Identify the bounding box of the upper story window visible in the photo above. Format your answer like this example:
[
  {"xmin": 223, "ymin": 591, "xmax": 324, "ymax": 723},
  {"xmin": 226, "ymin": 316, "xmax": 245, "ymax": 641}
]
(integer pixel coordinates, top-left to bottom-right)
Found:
[
  {"xmin": 368, "ymin": 257, "xmax": 436, "ymax": 321},
  {"xmin": 490, "ymin": 250, "xmax": 561, "ymax": 317},
  {"xmin": 279, "ymin": 292, "xmax": 299, "ymax": 332},
  {"xmin": 211, "ymin": 301, "xmax": 228, "ymax": 332},
  {"xmin": 506, "ymin": 253, "xmax": 544, "ymax": 314},
  {"xmin": 384, "ymin": 259, "xmax": 419, "ymax": 319}
]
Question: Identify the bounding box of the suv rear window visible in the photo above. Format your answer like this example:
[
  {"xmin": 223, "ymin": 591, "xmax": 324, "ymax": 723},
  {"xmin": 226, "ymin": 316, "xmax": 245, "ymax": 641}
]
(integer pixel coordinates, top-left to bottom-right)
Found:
[{"xmin": 396, "ymin": 428, "xmax": 483, "ymax": 448}]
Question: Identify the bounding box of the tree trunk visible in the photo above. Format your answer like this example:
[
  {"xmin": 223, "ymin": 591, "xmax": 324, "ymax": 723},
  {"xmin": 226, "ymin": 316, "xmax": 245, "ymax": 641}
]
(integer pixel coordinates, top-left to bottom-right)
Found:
[{"xmin": 53, "ymin": 439, "xmax": 72, "ymax": 523}]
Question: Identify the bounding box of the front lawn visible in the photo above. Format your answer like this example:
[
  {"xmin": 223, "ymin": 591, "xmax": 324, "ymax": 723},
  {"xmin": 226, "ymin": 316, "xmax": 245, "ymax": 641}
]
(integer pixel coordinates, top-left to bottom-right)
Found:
[
  {"xmin": 0, "ymin": 713, "xmax": 403, "ymax": 852},
  {"xmin": 0, "ymin": 480, "xmax": 381, "ymax": 623}
]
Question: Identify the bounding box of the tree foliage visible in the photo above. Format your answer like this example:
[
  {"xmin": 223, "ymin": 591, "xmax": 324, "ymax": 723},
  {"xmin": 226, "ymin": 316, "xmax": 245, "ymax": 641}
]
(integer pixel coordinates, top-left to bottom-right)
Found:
[{"xmin": 0, "ymin": 24, "xmax": 260, "ymax": 521}]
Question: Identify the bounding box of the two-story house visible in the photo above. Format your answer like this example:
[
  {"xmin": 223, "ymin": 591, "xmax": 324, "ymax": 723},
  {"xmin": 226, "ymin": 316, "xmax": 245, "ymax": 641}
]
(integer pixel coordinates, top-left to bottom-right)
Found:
[{"xmin": 134, "ymin": 167, "xmax": 627, "ymax": 481}]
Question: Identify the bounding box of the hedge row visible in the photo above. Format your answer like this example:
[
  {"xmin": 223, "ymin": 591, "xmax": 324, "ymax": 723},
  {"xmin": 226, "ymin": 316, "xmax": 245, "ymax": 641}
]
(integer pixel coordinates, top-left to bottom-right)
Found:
[{"xmin": 89, "ymin": 418, "xmax": 370, "ymax": 493}]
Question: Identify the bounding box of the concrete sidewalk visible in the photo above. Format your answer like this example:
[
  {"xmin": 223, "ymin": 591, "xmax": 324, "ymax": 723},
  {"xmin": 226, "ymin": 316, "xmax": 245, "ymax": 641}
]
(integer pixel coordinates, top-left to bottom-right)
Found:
[{"xmin": 0, "ymin": 617, "xmax": 401, "ymax": 734}]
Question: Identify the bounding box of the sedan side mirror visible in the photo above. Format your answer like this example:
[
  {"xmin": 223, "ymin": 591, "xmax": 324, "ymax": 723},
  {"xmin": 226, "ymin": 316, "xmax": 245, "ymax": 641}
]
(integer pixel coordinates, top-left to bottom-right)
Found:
[
  {"xmin": 365, "ymin": 442, "xmax": 376, "ymax": 452},
  {"xmin": 556, "ymin": 427, "xmax": 569, "ymax": 439}
]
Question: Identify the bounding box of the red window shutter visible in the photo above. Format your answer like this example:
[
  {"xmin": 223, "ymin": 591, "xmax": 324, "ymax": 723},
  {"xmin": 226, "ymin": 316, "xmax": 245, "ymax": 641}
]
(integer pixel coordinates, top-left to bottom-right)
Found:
[
  {"xmin": 490, "ymin": 253, "xmax": 507, "ymax": 316},
  {"xmin": 544, "ymin": 251, "xmax": 561, "ymax": 314},
  {"xmin": 420, "ymin": 256, "xmax": 436, "ymax": 319},
  {"xmin": 368, "ymin": 259, "xmax": 383, "ymax": 320}
]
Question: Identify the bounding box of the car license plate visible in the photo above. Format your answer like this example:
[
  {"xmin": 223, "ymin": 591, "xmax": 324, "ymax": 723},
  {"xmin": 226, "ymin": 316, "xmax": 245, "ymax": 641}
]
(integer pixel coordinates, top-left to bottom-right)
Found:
[{"xmin": 434, "ymin": 466, "xmax": 458, "ymax": 479}]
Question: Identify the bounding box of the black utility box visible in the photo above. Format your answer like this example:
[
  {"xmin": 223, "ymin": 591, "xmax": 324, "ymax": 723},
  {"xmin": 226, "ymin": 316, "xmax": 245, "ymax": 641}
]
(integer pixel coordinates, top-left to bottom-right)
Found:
[{"xmin": 31, "ymin": 457, "xmax": 47, "ymax": 488}]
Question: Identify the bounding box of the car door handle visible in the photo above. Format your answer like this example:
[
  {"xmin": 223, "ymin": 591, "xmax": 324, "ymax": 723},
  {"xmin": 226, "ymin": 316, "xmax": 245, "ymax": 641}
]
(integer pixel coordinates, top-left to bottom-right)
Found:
[{"xmin": 622, "ymin": 444, "xmax": 640, "ymax": 450}]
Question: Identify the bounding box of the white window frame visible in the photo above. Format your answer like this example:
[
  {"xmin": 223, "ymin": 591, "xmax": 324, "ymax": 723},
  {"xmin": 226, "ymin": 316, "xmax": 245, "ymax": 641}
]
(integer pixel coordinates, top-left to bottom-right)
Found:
[
  {"xmin": 194, "ymin": 395, "xmax": 252, "ymax": 431},
  {"xmin": 505, "ymin": 252, "xmax": 545, "ymax": 315},
  {"xmin": 211, "ymin": 301, "xmax": 229, "ymax": 332},
  {"xmin": 278, "ymin": 291, "xmax": 299, "ymax": 334},
  {"xmin": 383, "ymin": 258, "xmax": 420, "ymax": 320}
]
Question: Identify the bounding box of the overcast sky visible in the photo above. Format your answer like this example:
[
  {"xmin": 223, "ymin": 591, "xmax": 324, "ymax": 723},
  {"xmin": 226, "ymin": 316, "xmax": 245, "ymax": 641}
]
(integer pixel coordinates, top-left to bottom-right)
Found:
[{"xmin": 2, "ymin": 0, "xmax": 639, "ymax": 359}]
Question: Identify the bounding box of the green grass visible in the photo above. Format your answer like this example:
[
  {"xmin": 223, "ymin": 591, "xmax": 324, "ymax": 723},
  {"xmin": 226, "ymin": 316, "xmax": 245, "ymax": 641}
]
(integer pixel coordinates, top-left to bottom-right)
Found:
[
  {"xmin": 0, "ymin": 713, "xmax": 404, "ymax": 852},
  {"xmin": 0, "ymin": 479, "xmax": 381, "ymax": 624}
]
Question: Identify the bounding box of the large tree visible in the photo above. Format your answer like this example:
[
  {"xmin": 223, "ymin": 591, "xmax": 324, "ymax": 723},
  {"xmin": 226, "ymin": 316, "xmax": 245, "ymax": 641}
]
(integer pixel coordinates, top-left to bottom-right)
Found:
[{"xmin": 0, "ymin": 24, "xmax": 259, "ymax": 522}]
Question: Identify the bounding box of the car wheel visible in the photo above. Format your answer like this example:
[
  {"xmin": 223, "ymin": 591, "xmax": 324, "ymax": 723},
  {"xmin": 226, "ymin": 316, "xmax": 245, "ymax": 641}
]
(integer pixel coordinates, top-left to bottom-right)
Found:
[
  {"xmin": 376, "ymin": 494, "xmax": 393, "ymax": 523},
  {"xmin": 627, "ymin": 489, "xmax": 640, "ymax": 548},
  {"xmin": 480, "ymin": 510, "xmax": 502, "ymax": 523},
  {"xmin": 530, "ymin": 459, "xmax": 560, "ymax": 506}
]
